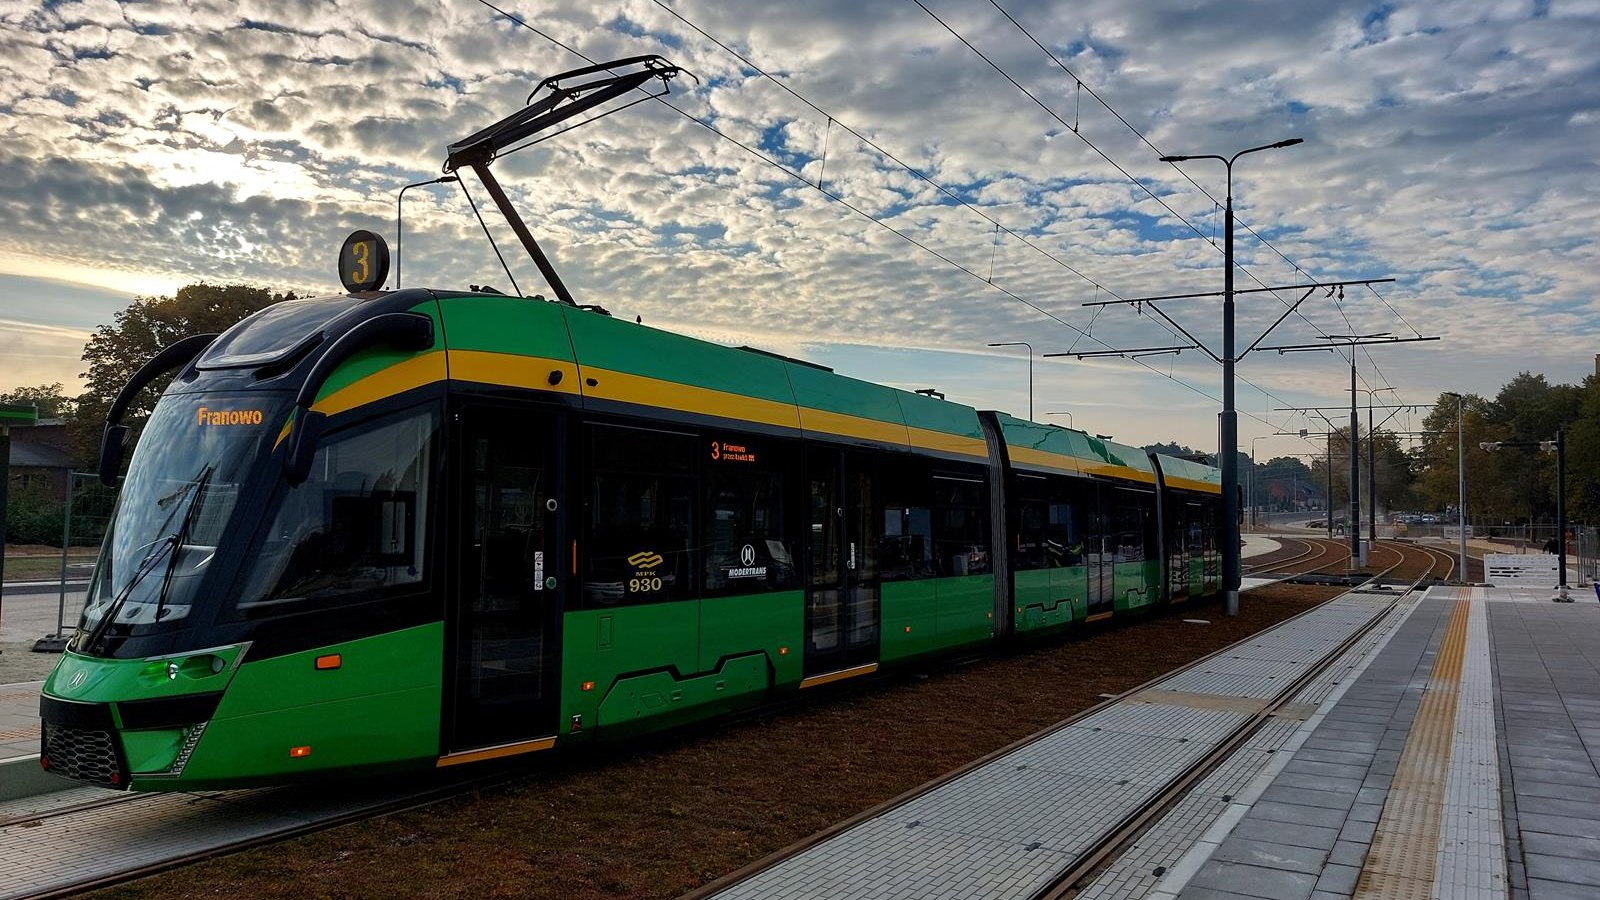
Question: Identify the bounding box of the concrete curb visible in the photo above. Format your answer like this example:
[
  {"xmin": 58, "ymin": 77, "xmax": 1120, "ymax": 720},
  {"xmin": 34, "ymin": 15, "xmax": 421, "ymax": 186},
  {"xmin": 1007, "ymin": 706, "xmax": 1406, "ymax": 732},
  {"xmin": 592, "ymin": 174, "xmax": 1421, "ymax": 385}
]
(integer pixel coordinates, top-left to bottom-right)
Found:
[{"xmin": 0, "ymin": 754, "xmax": 73, "ymax": 802}]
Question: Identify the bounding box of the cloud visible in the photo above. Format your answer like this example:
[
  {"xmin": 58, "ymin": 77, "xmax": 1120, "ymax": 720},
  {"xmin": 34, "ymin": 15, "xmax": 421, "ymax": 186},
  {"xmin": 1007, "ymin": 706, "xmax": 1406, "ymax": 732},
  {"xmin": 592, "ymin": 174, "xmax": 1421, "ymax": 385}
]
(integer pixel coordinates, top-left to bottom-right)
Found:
[{"xmin": 0, "ymin": 0, "xmax": 1595, "ymax": 450}]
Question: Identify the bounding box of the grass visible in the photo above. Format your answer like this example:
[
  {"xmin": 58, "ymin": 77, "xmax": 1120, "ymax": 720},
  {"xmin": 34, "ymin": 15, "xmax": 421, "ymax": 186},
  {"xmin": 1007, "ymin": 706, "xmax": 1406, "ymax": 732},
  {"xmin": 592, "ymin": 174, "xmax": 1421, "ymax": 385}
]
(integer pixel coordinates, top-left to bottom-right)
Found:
[
  {"xmin": 3, "ymin": 549, "xmax": 95, "ymax": 582},
  {"xmin": 94, "ymin": 583, "xmax": 1342, "ymax": 900}
]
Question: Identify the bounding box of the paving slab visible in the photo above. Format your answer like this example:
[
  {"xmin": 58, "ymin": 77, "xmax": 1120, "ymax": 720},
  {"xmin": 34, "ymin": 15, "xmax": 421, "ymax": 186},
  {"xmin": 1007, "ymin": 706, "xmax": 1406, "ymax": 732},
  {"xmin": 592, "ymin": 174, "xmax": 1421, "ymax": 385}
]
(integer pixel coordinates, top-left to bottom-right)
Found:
[{"xmin": 707, "ymin": 593, "xmax": 1399, "ymax": 900}]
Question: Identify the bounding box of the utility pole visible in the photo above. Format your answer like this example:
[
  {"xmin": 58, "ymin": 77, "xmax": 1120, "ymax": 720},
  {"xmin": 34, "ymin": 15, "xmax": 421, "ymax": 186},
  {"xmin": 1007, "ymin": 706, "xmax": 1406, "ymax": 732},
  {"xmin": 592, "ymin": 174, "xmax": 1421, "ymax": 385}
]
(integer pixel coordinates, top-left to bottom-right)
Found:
[
  {"xmin": 1158, "ymin": 138, "xmax": 1303, "ymax": 617},
  {"xmin": 1349, "ymin": 350, "xmax": 1361, "ymax": 564},
  {"xmin": 1327, "ymin": 435, "xmax": 1334, "ymax": 536},
  {"xmin": 1559, "ymin": 427, "xmax": 1568, "ymax": 592},
  {"xmin": 1458, "ymin": 395, "xmax": 1468, "ymax": 582},
  {"xmin": 1262, "ymin": 335, "xmax": 1437, "ymax": 569},
  {"xmin": 1369, "ymin": 394, "xmax": 1378, "ymax": 545}
]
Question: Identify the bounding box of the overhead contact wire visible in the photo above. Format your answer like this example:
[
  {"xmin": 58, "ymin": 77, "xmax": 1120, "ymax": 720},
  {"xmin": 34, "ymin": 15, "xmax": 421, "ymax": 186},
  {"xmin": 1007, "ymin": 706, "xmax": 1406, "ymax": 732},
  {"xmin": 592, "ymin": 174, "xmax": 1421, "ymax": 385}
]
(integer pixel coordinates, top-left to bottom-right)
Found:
[{"xmin": 468, "ymin": 0, "xmax": 1322, "ymax": 448}]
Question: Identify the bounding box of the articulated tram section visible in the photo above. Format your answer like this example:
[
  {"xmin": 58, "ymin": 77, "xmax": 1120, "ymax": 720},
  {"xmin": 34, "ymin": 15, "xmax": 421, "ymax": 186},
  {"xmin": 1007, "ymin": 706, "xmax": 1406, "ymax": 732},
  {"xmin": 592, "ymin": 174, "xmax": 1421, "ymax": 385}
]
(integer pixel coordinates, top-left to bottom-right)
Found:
[{"xmin": 5, "ymin": 535, "xmax": 1596, "ymax": 898}]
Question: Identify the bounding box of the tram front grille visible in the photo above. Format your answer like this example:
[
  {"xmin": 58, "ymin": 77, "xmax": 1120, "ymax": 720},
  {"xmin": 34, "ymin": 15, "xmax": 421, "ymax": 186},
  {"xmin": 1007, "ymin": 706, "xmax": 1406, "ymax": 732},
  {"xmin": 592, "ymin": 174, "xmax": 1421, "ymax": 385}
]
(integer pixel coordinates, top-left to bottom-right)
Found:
[{"xmin": 41, "ymin": 722, "xmax": 125, "ymax": 788}]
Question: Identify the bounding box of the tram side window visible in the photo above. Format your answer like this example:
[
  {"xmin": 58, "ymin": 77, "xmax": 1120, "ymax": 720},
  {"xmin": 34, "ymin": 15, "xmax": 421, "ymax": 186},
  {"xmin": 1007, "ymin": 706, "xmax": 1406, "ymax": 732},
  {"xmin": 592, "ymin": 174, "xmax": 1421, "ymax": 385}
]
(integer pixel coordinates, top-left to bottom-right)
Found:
[
  {"xmin": 879, "ymin": 457, "xmax": 934, "ymax": 582},
  {"xmin": 1186, "ymin": 502, "xmax": 1205, "ymax": 556},
  {"xmin": 1046, "ymin": 496, "xmax": 1082, "ymax": 567},
  {"xmin": 703, "ymin": 436, "xmax": 798, "ymax": 596},
  {"xmin": 583, "ymin": 425, "xmax": 696, "ymax": 608},
  {"xmin": 236, "ymin": 408, "xmax": 436, "ymax": 614},
  {"xmin": 1115, "ymin": 491, "xmax": 1147, "ymax": 563},
  {"xmin": 1016, "ymin": 499, "xmax": 1049, "ymax": 571},
  {"xmin": 932, "ymin": 473, "xmax": 991, "ymax": 576}
]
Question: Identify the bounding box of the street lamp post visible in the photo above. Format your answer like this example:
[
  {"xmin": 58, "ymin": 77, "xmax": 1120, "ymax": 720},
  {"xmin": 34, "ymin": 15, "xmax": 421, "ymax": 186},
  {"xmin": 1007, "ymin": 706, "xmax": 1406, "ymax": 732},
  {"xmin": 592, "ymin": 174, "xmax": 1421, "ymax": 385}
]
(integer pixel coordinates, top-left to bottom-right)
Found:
[
  {"xmin": 1443, "ymin": 391, "xmax": 1468, "ymax": 582},
  {"xmin": 988, "ymin": 342, "xmax": 1034, "ymax": 421},
  {"xmin": 1248, "ymin": 436, "xmax": 1272, "ymax": 531},
  {"xmin": 1159, "ymin": 138, "xmax": 1302, "ymax": 617},
  {"xmin": 1045, "ymin": 410, "xmax": 1074, "ymax": 429},
  {"xmin": 396, "ymin": 174, "xmax": 460, "ymax": 288}
]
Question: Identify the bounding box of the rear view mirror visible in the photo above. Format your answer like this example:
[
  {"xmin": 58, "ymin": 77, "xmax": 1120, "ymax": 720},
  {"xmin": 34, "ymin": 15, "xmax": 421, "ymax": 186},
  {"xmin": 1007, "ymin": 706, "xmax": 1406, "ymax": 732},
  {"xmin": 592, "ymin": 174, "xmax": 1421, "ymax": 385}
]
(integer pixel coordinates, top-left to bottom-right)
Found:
[
  {"xmin": 98, "ymin": 333, "xmax": 219, "ymax": 487},
  {"xmin": 97, "ymin": 424, "xmax": 129, "ymax": 487}
]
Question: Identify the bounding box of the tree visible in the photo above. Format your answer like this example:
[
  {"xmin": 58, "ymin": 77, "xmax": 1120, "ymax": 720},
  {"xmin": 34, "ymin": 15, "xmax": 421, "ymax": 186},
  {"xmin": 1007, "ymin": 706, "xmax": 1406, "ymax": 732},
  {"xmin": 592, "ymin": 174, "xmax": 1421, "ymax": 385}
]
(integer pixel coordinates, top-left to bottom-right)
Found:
[
  {"xmin": 72, "ymin": 283, "xmax": 294, "ymax": 458},
  {"xmin": 0, "ymin": 383, "xmax": 74, "ymax": 420}
]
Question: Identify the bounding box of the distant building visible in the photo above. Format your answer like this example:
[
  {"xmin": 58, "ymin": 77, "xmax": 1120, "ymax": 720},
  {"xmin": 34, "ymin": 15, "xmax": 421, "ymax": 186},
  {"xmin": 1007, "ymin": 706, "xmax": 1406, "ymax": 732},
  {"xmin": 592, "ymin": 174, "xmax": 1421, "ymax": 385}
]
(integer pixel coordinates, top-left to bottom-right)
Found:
[{"xmin": 7, "ymin": 420, "xmax": 79, "ymax": 503}]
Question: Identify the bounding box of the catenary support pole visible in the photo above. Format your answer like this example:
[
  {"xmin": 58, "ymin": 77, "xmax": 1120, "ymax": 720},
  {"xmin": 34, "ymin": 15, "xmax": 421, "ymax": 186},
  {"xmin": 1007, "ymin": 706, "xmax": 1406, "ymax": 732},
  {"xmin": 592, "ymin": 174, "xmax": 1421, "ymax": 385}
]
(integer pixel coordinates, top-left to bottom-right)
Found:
[
  {"xmin": 1221, "ymin": 188, "xmax": 1239, "ymax": 616},
  {"xmin": 1349, "ymin": 353, "xmax": 1362, "ymax": 565},
  {"xmin": 1368, "ymin": 396, "xmax": 1378, "ymax": 545},
  {"xmin": 1558, "ymin": 428, "xmax": 1567, "ymax": 591},
  {"xmin": 0, "ymin": 425, "xmax": 8, "ymax": 650},
  {"xmin": 1457, "ymin": 393, "xmax": 1468, "ymax": 583}
]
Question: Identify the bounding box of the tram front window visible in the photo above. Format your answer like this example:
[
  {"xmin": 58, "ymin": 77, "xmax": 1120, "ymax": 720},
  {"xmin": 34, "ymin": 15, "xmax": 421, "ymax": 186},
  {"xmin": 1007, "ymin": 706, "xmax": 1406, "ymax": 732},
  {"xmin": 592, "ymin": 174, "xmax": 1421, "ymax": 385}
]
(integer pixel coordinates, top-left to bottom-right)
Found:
[{"xmin": 75, "ymin": 392, "xmax": 279, "ymax": 656}]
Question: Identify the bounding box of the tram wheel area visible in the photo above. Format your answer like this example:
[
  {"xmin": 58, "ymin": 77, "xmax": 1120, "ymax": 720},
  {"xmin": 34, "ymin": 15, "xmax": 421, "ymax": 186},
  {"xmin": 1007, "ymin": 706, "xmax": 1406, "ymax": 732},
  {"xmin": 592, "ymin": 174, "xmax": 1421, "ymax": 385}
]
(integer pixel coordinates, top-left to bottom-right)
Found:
[{"xmin": 31, "ymin": 583, "xmax": 1342, "ymax": 900}]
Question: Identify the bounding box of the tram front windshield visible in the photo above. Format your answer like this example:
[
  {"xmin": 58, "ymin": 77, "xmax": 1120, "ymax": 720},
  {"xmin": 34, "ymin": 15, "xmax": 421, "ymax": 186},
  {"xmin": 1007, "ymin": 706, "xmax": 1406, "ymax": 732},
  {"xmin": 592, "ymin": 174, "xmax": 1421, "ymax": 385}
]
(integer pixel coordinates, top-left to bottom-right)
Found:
[{"xmin": 75, "ymin": 392, "xmax": 281, "ymax": 656}]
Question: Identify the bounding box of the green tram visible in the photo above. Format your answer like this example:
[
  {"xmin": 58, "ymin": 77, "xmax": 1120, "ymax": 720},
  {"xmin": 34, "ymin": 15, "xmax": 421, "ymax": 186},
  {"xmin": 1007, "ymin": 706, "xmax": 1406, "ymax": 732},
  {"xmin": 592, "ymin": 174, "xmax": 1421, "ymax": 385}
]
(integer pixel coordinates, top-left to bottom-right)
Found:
[
  {"xmin": 40, "ymin": 56, "xmax": 1223, "ymax": 791},
  {"xmin": 40, "ymin": 289, "xmax": 1220, "ymax": 790}
]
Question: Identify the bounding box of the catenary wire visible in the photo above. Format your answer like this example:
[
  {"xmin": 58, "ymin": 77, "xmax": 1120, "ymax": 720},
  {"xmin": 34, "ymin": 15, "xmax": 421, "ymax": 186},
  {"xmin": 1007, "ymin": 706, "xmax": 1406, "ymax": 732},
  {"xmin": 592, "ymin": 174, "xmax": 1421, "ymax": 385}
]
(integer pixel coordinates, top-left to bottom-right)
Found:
[
  {"xmin": 466, "ymin": 0, "xmax": 1326, "ymax": 448},
  {"xmin": 643, "ymin": 0, "xmax": 1349, "ymax": 429},
  {"xmin": 930, "ymin": 0, "xmax": 1417, "ymax": 409},
  {"xmin": 984, "ymin": 0, "xmax": 1421, "ymax": 412}
]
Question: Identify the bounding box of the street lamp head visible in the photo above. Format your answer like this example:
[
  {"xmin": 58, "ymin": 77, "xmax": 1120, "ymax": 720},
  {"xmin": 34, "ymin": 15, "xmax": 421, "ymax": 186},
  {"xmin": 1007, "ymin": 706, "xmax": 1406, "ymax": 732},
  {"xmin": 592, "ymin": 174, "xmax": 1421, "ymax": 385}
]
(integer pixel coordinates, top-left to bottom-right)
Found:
[
  {"xmin": 1158, "ymin": 155, "xmax": 1190, "ymax": 162},
  {"xmin": 1271, "ymin": 138, "xmax": 1304, "ymax": 149}
]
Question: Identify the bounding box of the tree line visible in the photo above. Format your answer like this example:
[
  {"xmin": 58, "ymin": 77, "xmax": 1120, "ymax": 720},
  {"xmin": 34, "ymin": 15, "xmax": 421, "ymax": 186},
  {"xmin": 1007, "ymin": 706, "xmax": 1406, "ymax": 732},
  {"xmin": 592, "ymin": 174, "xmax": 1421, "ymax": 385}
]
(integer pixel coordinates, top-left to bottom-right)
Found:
[
  {"xmin": 5, "ymin": 282, "xmax": 1596, "ymax": 542},
  {"xmin": 2, "ymin": 284, "xmax": 290, "ymax": 543}
]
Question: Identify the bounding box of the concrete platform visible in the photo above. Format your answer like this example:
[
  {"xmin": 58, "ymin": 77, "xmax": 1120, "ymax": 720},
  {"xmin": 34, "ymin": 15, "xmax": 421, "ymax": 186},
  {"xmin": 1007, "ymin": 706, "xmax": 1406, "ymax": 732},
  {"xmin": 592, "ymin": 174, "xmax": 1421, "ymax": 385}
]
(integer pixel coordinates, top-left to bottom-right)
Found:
[
  {"xmin": 704, "ymin": 587, "xmax": 1406, "ymax": 900},
  {"xmin": 1162, "ymin": 584, "xmax": 1600, "ymax": 900},
  {"xmin": 701, "ymin": 584, "xmax": 1600, "ymax": 900},
  {"xmin": 0, "ymin": 681, "xmax": 40, "ymax": 761}
]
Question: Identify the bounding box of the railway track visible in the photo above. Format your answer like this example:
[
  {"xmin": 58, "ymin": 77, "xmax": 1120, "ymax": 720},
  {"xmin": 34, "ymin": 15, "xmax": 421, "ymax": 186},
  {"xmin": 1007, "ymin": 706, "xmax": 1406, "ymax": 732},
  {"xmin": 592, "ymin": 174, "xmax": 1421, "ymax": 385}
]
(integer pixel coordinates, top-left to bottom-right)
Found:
[
  {"xmin": 1245, "ymin": 537, "xmax": 1460, "ymax": 585},
  {"xmin": 1036, "ymin": 559, "xmax": 1442, "ymax": 898},
  {"xmin": 1030, "ymin": 544, "xmax": 1454, "ymax": 898},
  {"xmin": 1244, "ymin": 536, "xmax": 1350, "ymax": 578},
  {"xmin": 684, "ymin": 574, "xmax": 1431, "ymax": 900},
  {"xmin": 4, "ymin": 565, "xmax": 1442, "ymax": 900}
]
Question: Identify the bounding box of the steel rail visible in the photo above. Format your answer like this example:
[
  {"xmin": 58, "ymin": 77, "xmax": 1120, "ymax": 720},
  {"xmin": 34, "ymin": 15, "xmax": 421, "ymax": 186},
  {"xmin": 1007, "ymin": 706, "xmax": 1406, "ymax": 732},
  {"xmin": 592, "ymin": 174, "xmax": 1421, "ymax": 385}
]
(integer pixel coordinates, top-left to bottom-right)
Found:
[
  {"xmin": 1245, "ymin": 537, "xmax": 1348, "ymax": 578},
  {"xmin": 0, "ymin": 792, "xmax": 139, "ymax": 829},
  {"xmin": 680, "ymin": 583, "xmax": 1378, "ymax": 900},
  {"xmin": 1036, "ymin": 554, "xmax": 1441, "ymax": 899},
  {"xmin": 1242, "ymin": 536, "xmax": 1318, "ymax": 574}
]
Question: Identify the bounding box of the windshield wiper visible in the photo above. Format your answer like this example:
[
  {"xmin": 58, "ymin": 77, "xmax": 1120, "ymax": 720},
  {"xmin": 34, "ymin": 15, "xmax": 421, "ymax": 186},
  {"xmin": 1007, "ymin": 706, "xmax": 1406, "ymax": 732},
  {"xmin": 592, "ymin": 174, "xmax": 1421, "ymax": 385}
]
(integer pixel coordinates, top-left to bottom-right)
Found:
[
  {"xmin": 81, "ymin": 471, "xmax": 207, "ymax": 654},
  {"xmin": 152, "ymin": 466, "xmax": 214, "ymax": 628}
]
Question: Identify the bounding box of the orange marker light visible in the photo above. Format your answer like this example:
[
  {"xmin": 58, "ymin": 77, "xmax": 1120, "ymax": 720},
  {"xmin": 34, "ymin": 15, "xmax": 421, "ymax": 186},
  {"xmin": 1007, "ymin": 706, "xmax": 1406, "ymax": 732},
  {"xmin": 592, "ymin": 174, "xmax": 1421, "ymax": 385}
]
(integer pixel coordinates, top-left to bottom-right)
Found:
[
  {"xmin": 290, "ymin": 746, "xmax": 312, "ymax": 758},
  {"xmin": 315, "ymin": 654, "xmax": 341, "ymax": 670},
  {"xmin": 778, "ymin": 646, "xmax": 789, "ymax": 656},
  {"xmin": 581, "ymin": 680, "xmax": 595, "ymax": 692},
  {"xmin": 904, "ymin": 626, "xmax": 912, "ymax": 633}
]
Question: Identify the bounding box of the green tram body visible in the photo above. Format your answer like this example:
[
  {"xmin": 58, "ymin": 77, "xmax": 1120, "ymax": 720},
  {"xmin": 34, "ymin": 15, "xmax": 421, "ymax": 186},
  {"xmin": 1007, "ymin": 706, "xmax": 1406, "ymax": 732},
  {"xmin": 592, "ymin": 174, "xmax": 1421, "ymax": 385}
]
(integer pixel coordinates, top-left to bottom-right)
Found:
[{"xmin": 40, "ymin": 290, "xmax": 1222, "ymax": 791}]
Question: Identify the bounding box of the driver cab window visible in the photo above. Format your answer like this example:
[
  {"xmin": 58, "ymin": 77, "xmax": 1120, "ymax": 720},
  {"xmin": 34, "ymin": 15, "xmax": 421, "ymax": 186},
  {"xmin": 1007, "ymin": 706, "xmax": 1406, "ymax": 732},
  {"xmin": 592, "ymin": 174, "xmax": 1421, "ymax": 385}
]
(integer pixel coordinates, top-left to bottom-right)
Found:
[{"xmin": 236, "ymin": 407, "xmax": 437, "ymax": 614}]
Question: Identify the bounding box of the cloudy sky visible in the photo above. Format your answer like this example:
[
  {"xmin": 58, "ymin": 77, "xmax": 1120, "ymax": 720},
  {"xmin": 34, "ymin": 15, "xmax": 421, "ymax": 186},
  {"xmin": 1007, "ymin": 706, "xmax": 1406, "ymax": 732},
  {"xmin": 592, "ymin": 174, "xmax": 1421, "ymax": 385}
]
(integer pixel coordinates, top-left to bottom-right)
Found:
[{"xmin": 1, "ymin": 0, "xmax": 1596, "ymax": 454}]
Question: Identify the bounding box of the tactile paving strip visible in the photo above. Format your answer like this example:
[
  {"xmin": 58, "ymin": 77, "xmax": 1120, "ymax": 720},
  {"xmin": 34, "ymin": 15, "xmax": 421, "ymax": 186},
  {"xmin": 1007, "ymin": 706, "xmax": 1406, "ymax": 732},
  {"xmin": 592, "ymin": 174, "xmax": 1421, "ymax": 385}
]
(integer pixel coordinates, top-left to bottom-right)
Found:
[
  {"xmin": 710, "ymin": 594, "xmax": 1397, "ymax": 900},
  {"xmin": 1353, "ymin": 590, "xmax": 1470, "ymax": 899},
  {"xmin": 1077, "ymin": 591, "xmax": 1425, "ymax": 900},
  {"xmin": 1433, "ymin": 588, "xmax": 1506, "ymax": 900}
]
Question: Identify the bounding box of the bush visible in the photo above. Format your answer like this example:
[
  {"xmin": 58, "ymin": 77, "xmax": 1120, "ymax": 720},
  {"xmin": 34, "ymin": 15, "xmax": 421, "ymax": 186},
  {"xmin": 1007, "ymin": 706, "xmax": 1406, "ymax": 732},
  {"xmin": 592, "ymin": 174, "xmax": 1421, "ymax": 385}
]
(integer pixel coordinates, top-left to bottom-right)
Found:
[{"xmin": 5, "ymin": 480, "xmax": 65, "ymax": 545}]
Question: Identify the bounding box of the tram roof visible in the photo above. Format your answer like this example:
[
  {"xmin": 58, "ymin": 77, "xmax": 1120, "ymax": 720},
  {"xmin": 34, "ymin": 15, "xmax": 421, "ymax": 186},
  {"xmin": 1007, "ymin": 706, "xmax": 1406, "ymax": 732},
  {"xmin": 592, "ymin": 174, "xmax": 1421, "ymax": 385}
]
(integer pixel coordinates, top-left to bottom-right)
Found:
[{"xmin": 216, "ymin": 291, "xmax": 1217, "ymax": 487}]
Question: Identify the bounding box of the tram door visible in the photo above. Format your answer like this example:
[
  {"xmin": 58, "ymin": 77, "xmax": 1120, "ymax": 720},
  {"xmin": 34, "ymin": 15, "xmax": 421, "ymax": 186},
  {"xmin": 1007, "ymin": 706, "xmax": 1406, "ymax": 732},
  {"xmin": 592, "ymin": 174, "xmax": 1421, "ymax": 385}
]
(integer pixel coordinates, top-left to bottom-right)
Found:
[
  {"xmin": 446, "ymin": 405, "xmax": 564, "ymax": 752},
  {"xmin": 1086, "ymin": 484, "xmax": 1114, "ymax": 619},
  {"xmin": 804, "ymin": 448, "xmax": 880, "ymax": 677}
]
